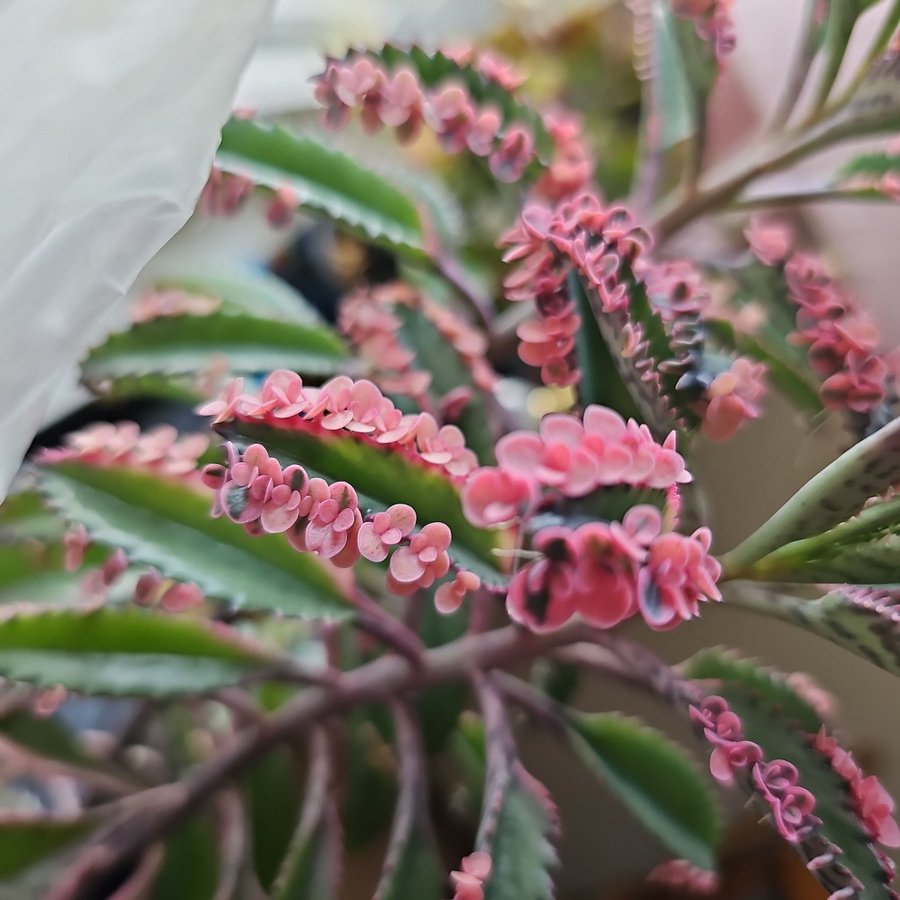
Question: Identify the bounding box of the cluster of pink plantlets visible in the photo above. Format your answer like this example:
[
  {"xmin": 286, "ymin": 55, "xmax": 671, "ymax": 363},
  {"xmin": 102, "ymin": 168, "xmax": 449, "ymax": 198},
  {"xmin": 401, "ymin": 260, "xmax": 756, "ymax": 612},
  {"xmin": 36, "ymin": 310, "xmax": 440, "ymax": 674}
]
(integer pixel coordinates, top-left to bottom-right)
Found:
[
  {"xmin": 315, "ymin": 55, "xmax": 534, "ymax": 183},
  {"xmin": 690, "ymin": 697, "xmax": 820, "ymax": 840},
  {"xmin": 39, "ymin": 422, "xmax": 209, "ymax": 480},
  {"xmin": 505, "ymin": 507, "xmax": 719, "ymax": 632},
  {"xmin": 745, "ymin": 218, "xmax": 892, "ymax": 417},
  {"xmin": 533, "ymin": 108, "xmax": 595, "ymax": 202},
  {"xmin": 197, "ymin": 166, "xmax": 299, "ymax": 228},
  {"xmin": 460, "ymin": 405, "xmax": 720, "ymax": 631},
  {"xmin": 202, "ymin": 442, "xmax": 477, "ymax": 600},
  {"xmin": 197, "ymin": 167, "xmax": 255, "ymax": 217},
  {"xmin": 62, "ymin": 530, "xmax": 205, "ymax": 613},
  {"xmin": 448, "ymin": 851, "xmax": 492, "ymax": 900},
  {"xmin": 671, "ymin": 0, "xmax": 736, "ymax": 64},
  {"xmin": 443, "ymin": 45, "xmax": 526, "ymax": 91},
  {"xmin": 700, "ymin": 357, "xmax": 767, "ymax": 441},
  {"xmin": 339, "ymin": 286, "xmax": 433, "ymax": 399},
  {"xmin": 339, "ymin": 282, "xmax": 496, "ymax": 399},
  {"xmin": 786, "ymin": 254, "xmax": 889, "ymax": 415},
  {"xmin": 131, "ymin": 288, "xmax": 221, "ymax": 324},
  {"xmin": 503, "ymin": 193, "xmax": 767, "ymax": 438},
  {"xmin": 199, "ymin": 370, "xmax": 479, "ymax": 482},
  {"xmin": 814, "ymin": 729, "xmax": 900, "ymax": 848},
  {"xmin": 501, "ymin": 194, "xmax": 650, "ymax": 387}
]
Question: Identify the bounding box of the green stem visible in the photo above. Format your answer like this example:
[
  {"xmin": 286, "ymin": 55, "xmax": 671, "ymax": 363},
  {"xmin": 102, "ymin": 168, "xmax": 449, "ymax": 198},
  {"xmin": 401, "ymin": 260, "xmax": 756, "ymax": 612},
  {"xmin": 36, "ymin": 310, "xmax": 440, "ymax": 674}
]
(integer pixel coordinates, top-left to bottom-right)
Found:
[
  {"xmin": 769, "ymin": 0, "xmax": 820, "ymax": 131},
  {"xmin": 816, "ymin": 0, "xmax": 900, "ymax": 123},
  {"xmin": 651, "ymin": 132, "xmax": 827, "ymax": 241}
]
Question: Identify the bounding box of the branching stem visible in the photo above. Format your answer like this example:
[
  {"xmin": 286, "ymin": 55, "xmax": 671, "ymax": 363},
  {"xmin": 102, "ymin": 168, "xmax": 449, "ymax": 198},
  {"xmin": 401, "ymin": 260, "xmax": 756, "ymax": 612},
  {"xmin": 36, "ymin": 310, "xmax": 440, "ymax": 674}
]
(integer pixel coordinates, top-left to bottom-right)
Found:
[{"xmin": 51, "ymin": 621, "xmax": 599, "ymax": 899}]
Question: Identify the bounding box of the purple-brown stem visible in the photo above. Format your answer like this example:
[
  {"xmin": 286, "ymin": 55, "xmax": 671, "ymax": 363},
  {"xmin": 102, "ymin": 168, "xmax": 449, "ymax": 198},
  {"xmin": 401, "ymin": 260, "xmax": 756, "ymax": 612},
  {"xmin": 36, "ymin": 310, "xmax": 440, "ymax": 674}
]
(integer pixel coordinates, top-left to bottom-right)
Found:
[{"xmin": 48, "ymin": 621, "xmax": 599, "ymax": 900}]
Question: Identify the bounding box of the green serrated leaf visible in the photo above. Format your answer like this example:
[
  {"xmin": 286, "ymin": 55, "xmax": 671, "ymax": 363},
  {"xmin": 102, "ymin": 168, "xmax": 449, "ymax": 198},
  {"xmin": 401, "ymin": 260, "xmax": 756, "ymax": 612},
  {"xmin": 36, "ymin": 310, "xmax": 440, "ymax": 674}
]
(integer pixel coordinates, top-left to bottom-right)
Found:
[
  {"xmin": 220, "ymin": 423, "xmax": 505, "ymax": 587},
  {"xmin": 743, "ymin": 496, "xmax": 900, "ymax": 583},
  {"xmin": 153, "ymin": 815, "xmax": 219, "ymax": 900},
  {"xmin": 651, "ymin": 2, "xmax": 702, "ymax": 152},
  {"xmin": 720, "ymin": 415, "xmax": 900, "ymax": 577},
  {"xmin": 567, "ymin": 712, "xmax": 719, "ymax": 870},
  {"xmin": 158, "ymin": 269, "xmax": 324, "ymax": 326},
  {"xmin": 217, "ymin": 119, "xmax": 425, "ymax": 258},
  {"xmin": 820, "ymin": 46, "xmax": 900, "ymax": 141},
  {"xmin": 683, "ymin": 653, "xmax": 891, "ymax": 898},
  {"xmin": 35, "ymin": 462, "xmax": 348, "ymax": 618},
  {"xmin": 82, "ymin": 313, "xmax": 346, "ymax": 389},
  {"xmin": 837, "ymin": 149, "xmax": 900, "ymax": 182},
  {"xmin": 0, "ymin": 542, "xmax": 103, "ymax": 605},
  {"xmin": 571, "ymin": 273, "xmax": 641, "ymax": 418},
  {"xmin": 392, "ymin": 302, "xmax": 495, "ymax": 465},
  {"xmin": 732, "ymin": 583, "xmax": 900, "ymax": 681},
  {"xmin": 0, "ymin": 492, "xmax": 66, "ymax": 544},
  {"xmin": 684, "ymin": 648, "xmax": 823, "ymax": 732},
  {"xmin": 0, "ymin": 815, "xmax": 93, "ymax": 880},
  {"xmin": 478, "ymin": 761, "xmax": 558, "ymax": 900},
  {"xmin": 0, "ymin": 606, "xmax": 276, "ymax": 696}
]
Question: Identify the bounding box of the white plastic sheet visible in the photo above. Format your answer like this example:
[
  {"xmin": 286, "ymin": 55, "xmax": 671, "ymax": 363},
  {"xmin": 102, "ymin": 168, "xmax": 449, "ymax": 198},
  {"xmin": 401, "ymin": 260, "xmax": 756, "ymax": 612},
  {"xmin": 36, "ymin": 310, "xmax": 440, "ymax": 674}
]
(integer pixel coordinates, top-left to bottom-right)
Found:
[{"xmin": 0, "ymin": 0, "xmax": 274, "ymax": 499}]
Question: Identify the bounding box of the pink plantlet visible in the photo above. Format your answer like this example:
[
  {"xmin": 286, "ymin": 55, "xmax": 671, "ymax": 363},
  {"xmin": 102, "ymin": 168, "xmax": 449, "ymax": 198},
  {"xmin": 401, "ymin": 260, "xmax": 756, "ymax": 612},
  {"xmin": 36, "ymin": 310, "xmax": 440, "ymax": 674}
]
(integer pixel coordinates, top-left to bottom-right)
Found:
[
  {"xmin": 466, "ymin": 105, "xmax": 502, "ymax": 157},
  {"xmin": 265, "ymin": 186, "xmax": 298, "ymax": 229},
  {"xmin": 497, "ymin": 415, "xmax": 597, "ymax": 497},
  {"xmin": 752, "ymin": 761, "xmax": 820, "ymax": 842},
  {"xmin": 745, "ymin": 216, "xmax": 794, "ymax": 267},
  {"xmin": 160, "ymin": 581, "xmax": 205, "ymax": 613},
  {"xmin": 427, "ymin": 83, "xmax": 476, "ymax": 153},
  {"xmin": 134, "ymin": 569, "xmax": 166, "ymax": 607},
  {"xmin": 415, "ymin": 417, "xmax": 479, "ymax": 478},
  {"xmin": 506, "ymin": 527, "xmax": 580, "ymax": 633},
  {"xmin": 449, "ymin": 850, "xmax": 492, "ymax": 900},
  {"xmin": 533, "ymin": 107, "xmax": 593, "ymax": 201},
  {"xmin": 639, "ymin": 258, "xmax": 711, "ymax": 318},
  {"xmin": 784, "ymin": 672, "xmax": 837, "ymax": 720},
  {"xmin": 814, "ymin": 728, "xmax": 900, "ymax": 848},
  {"xmin": 101, "ymin": 548, "xmax": 129, "ymax": 587},
  {"xmin": 499, "ymin": 193, "xmax": 652, "ymax": 387},
  {"xmin": 672, "ymin": 0, "xmax": 736, "ymax": 65},
  {"xmin": 302, "ymin": 481, "xmax": 363, "ymax": 567},
  {"xmin": 387, "ymin": 522, "xmax": 452, "ymax": 595},
  {"xmin": 569, "ymin": 520, "xmax": 642, "ymax": 628},
  {"xmin": 62, "ymin": 525, "xmax": 90, "ymax": 572},
  {"xmin": 648, "ymin": 859, "xmax": 719, "ymax": 895},
  {"xmin": 197, "ymin": 377, "xmax": 252, "ymax": 424},
  {"xmin": 461, "ymin": 467, "xmax": 536, "ymax": 528},
  {"xmin": 357, "ymin": 504, "xmax": 417, "ymax": 563},
  {"xmin": 439, "ymin": 386, "xmax": 474, "ymax": 422},
  {"xmin": 334, "ymin": 56, "xmax": 386, "ymax": 133},
  {"xmin": 784, "ymin": 253, "xmax": 889, "ymax": 416},
  {"xmin": 700, "ymin": 356, "xmax": 767, "ymax": 441},
  {"xmin": 639, "ymin": 527, "xmax": 721, "ymax": 630},
  {"xmin": 379, "ymin": 67, "xmax": 425, "ymax": 142},
  {"xmin": 489, "ymin": 124, "xmax": 535, "ymax": 183},
  {"xmin": 132, "ymin": 288, "xmax": 220, "ymax": 324},
  {"xmin": 197, "ymin": 167, "xmax": 254, "ymax": 217},
  {"xmin": 435, "ymin": 569, "xmax": 482, "ymax": 614}
]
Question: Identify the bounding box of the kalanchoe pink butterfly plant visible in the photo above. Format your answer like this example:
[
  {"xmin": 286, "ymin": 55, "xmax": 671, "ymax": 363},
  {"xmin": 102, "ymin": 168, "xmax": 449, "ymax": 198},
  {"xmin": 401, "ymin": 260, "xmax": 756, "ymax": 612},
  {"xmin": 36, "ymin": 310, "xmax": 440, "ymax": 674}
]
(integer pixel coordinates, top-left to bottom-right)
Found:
[{"xmin": 6, "ymin": 3, "xmax": 900, "ymax": 898}]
